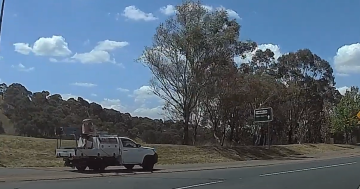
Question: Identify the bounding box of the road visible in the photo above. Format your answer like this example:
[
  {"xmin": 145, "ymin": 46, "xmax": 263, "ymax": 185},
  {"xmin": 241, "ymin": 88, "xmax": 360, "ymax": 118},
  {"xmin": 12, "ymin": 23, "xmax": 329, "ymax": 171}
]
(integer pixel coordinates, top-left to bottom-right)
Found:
[{"xmin": 1, "ymin": 156, "xmax": 360, "ymax": 189}]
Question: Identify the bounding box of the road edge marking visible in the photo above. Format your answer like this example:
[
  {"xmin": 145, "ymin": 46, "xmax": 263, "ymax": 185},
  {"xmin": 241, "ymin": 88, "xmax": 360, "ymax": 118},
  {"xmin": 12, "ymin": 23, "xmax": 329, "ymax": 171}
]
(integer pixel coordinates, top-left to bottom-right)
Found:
[
  {"xmin": 259, "ymin": 161, "xmax": 357, "ymax": 177},
  {"xmin": 174, "ymin": 180, "xmax": 224, "ymax": 189}
]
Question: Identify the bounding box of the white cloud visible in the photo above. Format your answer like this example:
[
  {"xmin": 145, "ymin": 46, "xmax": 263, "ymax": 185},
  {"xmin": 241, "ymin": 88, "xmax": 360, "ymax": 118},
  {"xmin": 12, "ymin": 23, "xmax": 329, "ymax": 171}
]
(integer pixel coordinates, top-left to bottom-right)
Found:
[
  {"xmin": 132, "ymin": 106, "xmax": 164, "ymax": 119},
  {"xmin": 234, "ymin": 43, "xmax": 282, "ymax": 65},
  {"xmin": 72, "ymin": 50, "xmax": 115, "ymax": 64},
  {"xmin": 99, "ymin": 98, "xmax": 126, "ymax": 111},
  {"xmin": 333, "ymin": 43, "xmax": 360, "ymax": 74},
  {"xmin": 71, "ymin": 82, "xmax": 97, "ymax": 87},
  {"xmin": 16, "ymin": 37, "xmax": 128, "ymax": 65},
  {"xmin": 158, "ymin": 4, "xmax": 239, "ymax": 19},
  {"xmin": 132, "ymin": 85, "xmax": 160, "ymax": 103},
  {"xmin": 122, "ymin": 6, "xmax": 158, "ymax": 21},
  {"xmin": 93, "ymin": 40, "xmax": 129, "ymax": 51},
  {"xmin": 14, "ymin": 36, "xmax": 72, "ymax": 57},
  {"xmin": 129, "ymin": 86, "xmax": 165, "ymax": 119},
  {"xmin": 226, "ymin": 10, "xmax": 240, "ymax": 19},
  {"xmin": 337, "ymin": 86, "xmax": 350, "ymax": 95},
  {"xmin": 216, "ymin": 6, "xmax": 240, "ymax": 19},
  {"xmin": 91, "ymin": 93, "xmax": 97, "ymax": 97},
  {"xmin": 70, "ymin": 40, "xmax": 128, "ymax": 64},
  {"xmin": 32, "ymin": 36, "xmax": 72, "ymax": 56},
  {"xmin": 117, "ymin": 87, "xmax": 130, "ymax": 92},
  {"xmin": 11, "ymin": 63, "xmax": 34, "ymax": 72},
  {"xmin": 114, "ymin": 85, "xmax": 164, "ymax": 119},
  {"xmin": 49, "ymin": 57, "xmax": 76, "ymax": 63},
  {"xmin": 13, "ymin": 43, "xmax": 32, "ymax": 55},
  {"xmin": 60, "ymin": 93, "xmax": 85, "ymax": 101},
  {"xmin": 160, "ymin": 5, "xmax": 176, "ymax": 15}
]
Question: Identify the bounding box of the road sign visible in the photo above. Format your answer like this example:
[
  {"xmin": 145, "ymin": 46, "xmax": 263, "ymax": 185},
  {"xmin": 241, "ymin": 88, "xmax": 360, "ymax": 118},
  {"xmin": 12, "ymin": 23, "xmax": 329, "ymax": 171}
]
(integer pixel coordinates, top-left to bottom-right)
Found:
[
  {"xmin": 357, "ymin": 111, "xmax": 360, "ymax": 119},
  {"xmin": 254, "ymin": 107, "xmax": 273, "ymax": 123}
]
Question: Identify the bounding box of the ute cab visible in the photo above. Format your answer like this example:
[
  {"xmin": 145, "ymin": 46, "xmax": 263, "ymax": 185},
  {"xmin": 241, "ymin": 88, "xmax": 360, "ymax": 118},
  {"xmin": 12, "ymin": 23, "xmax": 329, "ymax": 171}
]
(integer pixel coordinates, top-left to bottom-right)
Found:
[{"xmin": 55, "ymin": 119, "xmax": 158, "ymax": 172}]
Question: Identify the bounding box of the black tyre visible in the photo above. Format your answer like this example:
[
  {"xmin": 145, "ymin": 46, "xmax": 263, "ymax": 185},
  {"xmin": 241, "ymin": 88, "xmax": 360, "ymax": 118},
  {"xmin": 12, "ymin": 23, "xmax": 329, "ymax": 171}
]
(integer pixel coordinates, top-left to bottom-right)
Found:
[
  {"xmin": 97, "ymin": 165, "xmax": 106, "ymax": 172},
  {"xmin": 142, "ymin": 163, "xmax": 154, "ymax": 171},
  {"xmin": 142, "ymin": 156, "xmax": 155, "ymax": 171},
  {"xmin": 124, "ymin": 165, "xmax": 135, "ymax": 170},
  {"xmin": 75, "ymin": 165, "xmax": 87, "ymax": 172}
]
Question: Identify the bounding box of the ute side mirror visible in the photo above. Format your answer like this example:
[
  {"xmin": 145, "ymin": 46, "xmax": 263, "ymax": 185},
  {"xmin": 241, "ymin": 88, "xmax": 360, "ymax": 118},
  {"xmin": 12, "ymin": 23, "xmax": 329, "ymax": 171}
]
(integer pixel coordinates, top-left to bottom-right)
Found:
[{"xmin": 136, "ymin": 144, "xmax": 141, "ymax": 148}]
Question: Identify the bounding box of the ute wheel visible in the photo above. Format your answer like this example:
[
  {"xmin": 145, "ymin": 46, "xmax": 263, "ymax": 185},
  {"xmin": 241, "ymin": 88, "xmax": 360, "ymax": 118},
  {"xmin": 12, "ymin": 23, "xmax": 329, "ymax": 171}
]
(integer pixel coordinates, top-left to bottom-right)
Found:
[
  {"xmin": 75, "ymin": 165, "xmax": 87, "ymax": 172},
  {"xmin": 98, "ymin": 165, "xmax": 106, "ymax": 172},
  {"xmin": 142, "ymin": 156, "xmax": 155, "ymax": 171},
  {"xmin": 124, "ymin": 165, "xmax": 135, "ymax": 170},
  {"xmin": 88, "ymin": 166, "xmax": 95, "ymax": 170},
  {"xmin": 89, "ymin": 166, "xmax": 104, "ymax": 172},
  {"xmin": 142, "ymin": 163, "xmax": 154, "ymax": 171}
]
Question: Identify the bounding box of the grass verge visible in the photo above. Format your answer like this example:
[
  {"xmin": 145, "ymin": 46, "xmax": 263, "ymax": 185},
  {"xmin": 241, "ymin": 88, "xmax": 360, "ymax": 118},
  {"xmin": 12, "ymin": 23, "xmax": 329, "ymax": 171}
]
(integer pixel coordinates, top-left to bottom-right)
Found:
[{"xmin": 0, "ymin": 135, "xmax": 357, "ymax": 168}]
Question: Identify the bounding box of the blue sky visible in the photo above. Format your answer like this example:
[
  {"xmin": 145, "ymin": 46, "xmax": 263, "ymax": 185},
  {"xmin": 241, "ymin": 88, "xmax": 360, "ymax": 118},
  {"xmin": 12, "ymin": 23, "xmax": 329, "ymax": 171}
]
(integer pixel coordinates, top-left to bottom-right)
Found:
[{"xmin": 0, "ymin": 0, "xmax": 359, "ymax": 119}]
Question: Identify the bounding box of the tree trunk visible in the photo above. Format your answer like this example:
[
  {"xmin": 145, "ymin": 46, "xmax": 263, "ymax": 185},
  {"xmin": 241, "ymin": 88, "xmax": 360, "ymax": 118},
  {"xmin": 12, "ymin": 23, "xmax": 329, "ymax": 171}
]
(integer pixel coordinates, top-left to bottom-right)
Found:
[
  {"xmin": 192, "ymin": 124, "xmax": 198, "ymax": 145},
  {"xmin": 288, "ymin": 126, "xmax": 293, "ymax": 144},
  {"xmin": 220, "ymin": 124, "xmax": 226, "ymax": 146},
  {"xmin": 182, "ymin": 123, "xmax": 189, "ymax": 145},
  {"xmin": 229, "ymin": 125, "xmax": 235, "ymax": 143}
]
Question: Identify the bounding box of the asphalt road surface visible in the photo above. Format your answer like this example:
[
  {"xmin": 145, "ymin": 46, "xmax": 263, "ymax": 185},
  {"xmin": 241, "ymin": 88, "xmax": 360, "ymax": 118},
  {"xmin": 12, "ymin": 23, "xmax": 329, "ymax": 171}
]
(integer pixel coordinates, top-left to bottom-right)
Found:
[{"xmin": 2, "ymin": 156, "xmax": 360, "ymax": 189}]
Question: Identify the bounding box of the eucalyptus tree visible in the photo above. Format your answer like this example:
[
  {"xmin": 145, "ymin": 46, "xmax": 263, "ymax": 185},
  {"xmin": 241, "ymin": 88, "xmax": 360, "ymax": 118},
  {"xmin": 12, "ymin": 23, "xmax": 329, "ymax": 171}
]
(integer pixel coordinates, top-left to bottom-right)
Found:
[
  {"xmin": 331, "ymin": 86, "xmax": 360, "ymax": 143},
  {"xmin": 275, "ymin": 49, "xmax": 335, "ymax": 143},
  {"xmin": 139, "ymin": 0, "xmax": 255, "ymax": 144}
]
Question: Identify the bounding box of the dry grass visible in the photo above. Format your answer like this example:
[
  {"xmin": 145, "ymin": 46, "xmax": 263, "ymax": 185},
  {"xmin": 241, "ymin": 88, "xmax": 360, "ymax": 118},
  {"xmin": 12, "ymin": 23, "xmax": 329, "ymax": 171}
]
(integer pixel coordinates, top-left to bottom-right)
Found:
[
  {"xmin": 0, "ymin": 135, "xmax": 357, "ymax": 168},
  {"xmin": 0, "ymin": 135, "xmax": 74, "ymax": 167}
]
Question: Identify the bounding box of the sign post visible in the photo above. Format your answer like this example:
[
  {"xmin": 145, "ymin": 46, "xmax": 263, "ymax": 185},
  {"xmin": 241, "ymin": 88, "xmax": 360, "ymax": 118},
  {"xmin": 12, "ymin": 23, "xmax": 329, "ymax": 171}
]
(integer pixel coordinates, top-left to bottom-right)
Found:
[
  {"xmin": 254, "ymin": 107, "xmax": 273, "ymax": 149},
  {"xmin": 357, "ymin": 111, "xmax": 360, "ymax": 120}
]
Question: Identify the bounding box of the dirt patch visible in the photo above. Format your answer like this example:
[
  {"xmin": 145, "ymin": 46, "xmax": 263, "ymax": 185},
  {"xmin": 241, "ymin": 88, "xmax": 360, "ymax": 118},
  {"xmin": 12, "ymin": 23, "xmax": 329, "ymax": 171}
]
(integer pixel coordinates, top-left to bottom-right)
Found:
[{"xmin": 0, "ymin": 135, "xmax": 358, "ymax": 167}]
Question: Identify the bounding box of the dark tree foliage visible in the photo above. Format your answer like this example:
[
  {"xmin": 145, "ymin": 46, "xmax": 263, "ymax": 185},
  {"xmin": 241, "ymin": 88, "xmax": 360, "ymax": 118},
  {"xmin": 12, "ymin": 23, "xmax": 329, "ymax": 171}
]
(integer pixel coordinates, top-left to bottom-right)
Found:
[{"xmin": 0, "ymin": 83, "xmax": 188, "ymax": 144}]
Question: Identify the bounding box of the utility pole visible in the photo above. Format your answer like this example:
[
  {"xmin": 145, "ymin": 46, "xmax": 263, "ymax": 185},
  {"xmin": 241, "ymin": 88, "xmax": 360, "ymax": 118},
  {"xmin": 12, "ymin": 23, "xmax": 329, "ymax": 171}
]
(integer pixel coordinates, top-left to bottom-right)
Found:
[
  {"xmin": 267, "ymin": 122, "xmax": 270, "ymax": 149},
  {"xmin": 0, "ymin": 0, "xmax": 5, "ymax": 45}
]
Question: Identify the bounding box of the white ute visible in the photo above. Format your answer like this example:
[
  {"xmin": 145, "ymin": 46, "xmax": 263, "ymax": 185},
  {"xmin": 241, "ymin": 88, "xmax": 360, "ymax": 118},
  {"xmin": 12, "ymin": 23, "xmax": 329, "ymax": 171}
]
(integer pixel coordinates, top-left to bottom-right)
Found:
[{"xmin": 55, "ymin": 119, "xmax": 158, "ymax": 172}]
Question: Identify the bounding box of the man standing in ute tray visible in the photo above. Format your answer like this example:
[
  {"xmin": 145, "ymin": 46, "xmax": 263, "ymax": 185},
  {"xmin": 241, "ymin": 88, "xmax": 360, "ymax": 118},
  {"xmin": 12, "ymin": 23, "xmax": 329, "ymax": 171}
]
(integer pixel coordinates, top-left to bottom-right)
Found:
[{"xmin": 81, "ymin": 119, "xmax": 97, "ymax": 148}]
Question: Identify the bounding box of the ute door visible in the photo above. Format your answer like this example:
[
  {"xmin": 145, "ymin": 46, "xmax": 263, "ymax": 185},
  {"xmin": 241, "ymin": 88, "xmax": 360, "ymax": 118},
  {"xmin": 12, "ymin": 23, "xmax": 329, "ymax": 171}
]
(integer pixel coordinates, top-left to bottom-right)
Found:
[{"xmin": 120, "ymin": 138, "xmax": 142, "ymax": 164}]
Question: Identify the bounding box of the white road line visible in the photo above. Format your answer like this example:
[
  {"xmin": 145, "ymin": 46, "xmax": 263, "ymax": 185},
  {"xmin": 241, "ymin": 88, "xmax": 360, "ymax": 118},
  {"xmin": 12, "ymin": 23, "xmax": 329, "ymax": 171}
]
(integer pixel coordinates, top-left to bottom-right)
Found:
[
  {"xmin": 174, "ymin": 180, "xmax": 224, "ymax": 189},
  {"xmin": 259, "ymin": 162, "xmax": 357, "ymax": 177}
]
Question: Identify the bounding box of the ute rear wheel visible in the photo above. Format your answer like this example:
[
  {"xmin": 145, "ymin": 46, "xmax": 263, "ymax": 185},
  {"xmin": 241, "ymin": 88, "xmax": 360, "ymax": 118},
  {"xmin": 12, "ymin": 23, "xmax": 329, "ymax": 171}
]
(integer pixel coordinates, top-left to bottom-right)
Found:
[
  {"xmin": 75, "ymin": 165, "xmax": 87, "ymax": 172},
  {"xmin": 98, "ymin": 165, "xmax": 106, "ymax": 172},
  {"xmin": 89, "ymin": 164, "xmax": 106, "ymax": 172}
]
